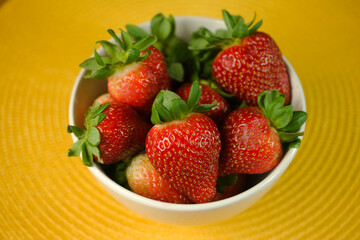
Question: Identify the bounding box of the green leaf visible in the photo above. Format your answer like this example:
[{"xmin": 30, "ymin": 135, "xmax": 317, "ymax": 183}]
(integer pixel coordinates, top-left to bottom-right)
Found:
[
  {"xmin": 162, "ymin": 90, "xmax": 183, "ymax": 110},
  {"xmin": 79, "ymin": 58, "xmax": 103, "ymax": 71},
  {"xmin": 154, "ymin": 100, "xmax": 174, "ymax": 122},
  {"xmin": 232, "ymin": 19, "xmax": 249, "ymax": 38},
  {"xmin": 126, "ymin": 24, "xmax": 149, "ymax": 41},
  {"xmin": 93, "ymin": 68, "xmax": 115, "ymax": 80},
  {"xmin": 107, "ymin": 29, "xmax": 125, "ymax": 50},
  {"xmin": 90, "ymin": 102, "xmax": 110, "ymax": 120},
  {"xmin": 97, "ymin": 113, "xmax": 106, "ymax": 124},
  {"xmin": 169, "ymin": 97, "xmax": 189, "ymax": 120},
  {"xmin": 192, "ymin": 101, "xmax": 217, "ymax": 113},
  {"xmin": 167, "ymin": 37, "xmax": 191, "ymax": 63},
  {"xmin": 278, "ymin": 131, "xmax": 304, "ymax": 143},
  {"xmin": 83, "ymin": 71, "xmax": 96, "ymax": 79},
  {"xmin": 67, "ymin": 125, "xmax": 86, "ymax": 138},
  {"xmin": 87, "ymin": 144, "xmax": 101, "ymax": 163},
  {"xmin": 113, "ymin": 161, "xmax": 129, "ymax": 186},
  {"xmin": 197, "ymin": 27, "xmax": 223, "ymax": 44},
  {"xmin": 280, "ymin": 111, "xmax": 308, "ymax": 132},
  {"xmin": 96, "ymin": 40, "xmax": 121, "ymax": 59},
  {"xmin": 289, "ymin": 138, "xmax": 302, "ymax": 148},
  {"xmin": 87, "ymin": 127, "xmax": 101, "ymax": 146},
  {"xmin": 169, "ymin": 98, "xmax": 182, "ymax": 119},
  {"xmin": 215, "ymin": 29, "xmax": 232, "ymax": 39},
  {"xmin": 94, "ymin": 48, "xmax": 105, "ymax": 66},
  {"xmin": 133, "ymin": 35, "xmax": 157, "ymax": 52},
  {"xmin": 151, "ymin": 13, "xmax": 172, "ymax": 41},
  {"xmin": 158, "ymin": 18, "xmax": 172, "ymax": 41},
  {"xmin": 151, "ymin": 102, "xmax": 163, "ymax": 124},
  {"xmin": 126, "ymin": 48, "xmax": 140, "ymax": 64},
  {"xmin": 187, "ymin": 81, "xmax": 201, "ymax": 110},
  {"xmin": 121, "ymin": 29, "xmax": 133, "ymax": 51},
  {"xmin": 168, "ymin": 14, "xmax": 176, "ymax": 36},
  {"xmin": 168, "ymin": 62, "xmax": 184, "ymax": 82},
  {"xmin": 263, "ymin": 90, "xmax": 281, "ymax": 112},
  {"xmin": 222, "ymin": 9, "xmax": 235, "ymax": 30},
  {"xmin": 249, "ymin": 20, "xmax": 263, "ymax": 35},
  {"xmin": 270, "ymin": 104, "xmax": 293, "ymax": 129},
  {"xmin": 216, "ymin": 174, "xmax": 238, "ymax": 194},
  {"xmin": 81, "ymin": 143, "xmax": 93, "ymax": 166},
  {"xmin": 68, "ymin": 138, "xmax": 85, "ymax": 157}
]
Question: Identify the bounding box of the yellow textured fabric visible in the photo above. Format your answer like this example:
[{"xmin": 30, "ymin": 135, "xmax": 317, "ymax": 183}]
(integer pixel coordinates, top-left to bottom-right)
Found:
[{"xmin": 1, "ymin": 0, "xmax": 359, "ymax": 239}]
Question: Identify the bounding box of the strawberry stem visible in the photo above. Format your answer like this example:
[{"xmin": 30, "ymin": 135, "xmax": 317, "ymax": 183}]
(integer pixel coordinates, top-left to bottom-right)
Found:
[
  {"xmin": 150, "ymin": 81, "xmax": 216, "ymax": 124},
  {"xmin": 257, "ymin": 90, "xmax": 307, "ymax": 147},
  {"xmin": 80, "ymin": 29, "xmax": 157, "ymax": 80},
  {"xmin": 67, "ymin": 102, "xmax": 110, "ymax": 166}
]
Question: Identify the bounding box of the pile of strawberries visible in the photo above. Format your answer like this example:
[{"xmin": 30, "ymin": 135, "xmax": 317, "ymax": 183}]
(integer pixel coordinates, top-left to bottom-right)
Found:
[{"xmin": 68, "ymin": 10, "xmax": 307, "ymax": 204}]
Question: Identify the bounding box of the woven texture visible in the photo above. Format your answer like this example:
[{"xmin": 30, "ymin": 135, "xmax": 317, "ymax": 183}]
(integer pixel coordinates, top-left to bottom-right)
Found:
[{"xmin": 1, "ymin": 0, "xmax": 359, "ymax": 239}]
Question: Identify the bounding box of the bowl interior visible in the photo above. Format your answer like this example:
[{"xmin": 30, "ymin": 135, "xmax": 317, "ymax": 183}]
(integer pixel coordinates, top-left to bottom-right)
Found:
[{"xmin": 69, "ymin": 16, "xmax": 306, "ymax": 211}]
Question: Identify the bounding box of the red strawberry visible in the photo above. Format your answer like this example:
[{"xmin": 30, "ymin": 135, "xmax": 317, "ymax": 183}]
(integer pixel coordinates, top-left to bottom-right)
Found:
[
  {"xmin": 125, "ymin": 153, "xmax": 191, "ymax": 204},
  {"xmin": 80, "ymin": 29, "xmax": 170, "ymax": 114},
  {"xmin": 195, "ymin": 10, "xmax": 290, "ymax": 106},
  {"xmin": 68, "ymin": 102, "xmax": 152, "ymax": 165},
  {"xmin": 219, "ymin": 90, "xmax": 307, "ymax": 175},
  {"xmin": 146, "ymin": 81, "xmax": 221, "ymax": 203},
  {"xmin": 176, "ymin": 82, "xmax": 231, "ymax": 125}
]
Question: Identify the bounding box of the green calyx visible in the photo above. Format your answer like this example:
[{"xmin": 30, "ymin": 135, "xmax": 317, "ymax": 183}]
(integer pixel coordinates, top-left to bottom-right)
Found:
[
  {"xmin": 126, "ymin": 13, "xmax": 191, "ymax": 82},
  {"xmin": 79, "ymin": 29, "xmax": 157, "ymax": 80},
  {"xmin": 216, "ymin": 174, "xmax": 238, "ymax": 194},
  {"xmin": 189, "ymin": 9, "xmax": 262, "ymax": 51},
  {"xmin": 67, "ymin": 102, "xmax": 110, "ymax": 166},
  {"xmin": 257, "ymin": 90, "xmax": 308, "ymax": 148},
  {"xmin": 151, "ymin": 81, "xmax": 216, "ymax": 124}
]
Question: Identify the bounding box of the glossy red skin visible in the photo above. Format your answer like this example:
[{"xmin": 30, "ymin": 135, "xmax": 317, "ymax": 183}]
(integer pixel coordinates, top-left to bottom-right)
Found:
[
  {"xmin": 212, "ymin": 32, "xmax": 290, "ymax": 106},
  {"xmin": 146, "ymin": 113, "xmax": 221, "ymax": 203},
  {"xmin": 219, "ymin": 106, "xmax": 283, "ymax": 175},
  {"xmin": 108, "ymin": 46, "xmax": 170, "ymax": 114},
  {"xmin": 126, "ymin": 153, "xmax": 191, "ymax": 204},
  {"xmin": 96, "ymin": 103, "xmax": 152, "ymax": 164},
  {"xmin": 176, "ymin": 83, "xmax": 231, "ymax": 126},
  {"xmin": 212, "ymin": 174, "xmax": 246, "ymax": 201}
]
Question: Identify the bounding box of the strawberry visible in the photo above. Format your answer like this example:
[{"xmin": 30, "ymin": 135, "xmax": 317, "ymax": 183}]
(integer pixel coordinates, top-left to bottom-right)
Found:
[
  {"xmin": 126, "ymin": 13, "xmax": 192, "ymax": 83},
  {"xmin": 146, "ymin": 81, "xmax": 221, "ymax": 203},
  {"xmin": 192, "ymin": 10, "xmax": 291, "ymax": 106},
  {"xmin": 176, "ymin": 82, "xmax": 231, "ymax": 125},
  {"xmin": 80, "ymin": 29, "xmax": 170, "ymax": 114},
  {"xmin": 93, "ymin": 93, "xmax": 114, "ymax": 105},
  {"xmin": 125, "ymin": 153, "xmax": 191, "ymax": 204},
  {"xmin": 67, "ymin": 102, "xmax": 151, "ymax": 165},
  {"xmin": 219, "ymin": 89, "xmax": 307, "ymax": 175}
]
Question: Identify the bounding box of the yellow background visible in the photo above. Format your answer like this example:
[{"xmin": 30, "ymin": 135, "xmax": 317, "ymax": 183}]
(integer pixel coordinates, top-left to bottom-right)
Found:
[{"xmin": 1, "ymin": 0, "xmax": 359, "ymax": 239}]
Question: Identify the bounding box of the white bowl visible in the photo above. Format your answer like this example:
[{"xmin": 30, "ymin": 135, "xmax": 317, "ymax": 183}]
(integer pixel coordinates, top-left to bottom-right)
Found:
[{"xmin": 68, "ymin": 16, "xmax": 306, "ymax": 226}]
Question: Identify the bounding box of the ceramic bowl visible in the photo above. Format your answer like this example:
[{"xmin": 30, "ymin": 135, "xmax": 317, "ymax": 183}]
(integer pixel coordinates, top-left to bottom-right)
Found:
[{"xmin": 68, "ymin": 16, "xmax": 306, "ymax": 226}]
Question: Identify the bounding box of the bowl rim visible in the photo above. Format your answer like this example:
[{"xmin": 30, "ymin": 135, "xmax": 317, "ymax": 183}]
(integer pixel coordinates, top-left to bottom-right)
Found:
[{"xmin": 68, "ymin": 16, "xmax": 306, "ymax": 212}]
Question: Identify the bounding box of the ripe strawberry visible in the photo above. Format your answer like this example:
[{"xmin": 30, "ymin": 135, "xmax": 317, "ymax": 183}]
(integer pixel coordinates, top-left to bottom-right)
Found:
[
  {"xmin": 80, "ymin": 29, "xmax": 170, "ymax": 114},
  {"xmin": 67, "ymin": 102, "xmax": 151, "ymax": 165},
  {"xmin": 219, "ymin": 89, "xmax": 307, "ymax": 175},
  {"xmin": 176, "ymin": 82, "xmax": 231, "ymax": 125},
  {"xmin": 193, "ymin": 10, "xmax": 290, "ymax": 106},
  {"xmin": 146, "ymin": 81, "xmax": 221, "ymax": 203},
  {"xmin": 125, "ymin": 153, "xmax": 191, "ymax": 204}
]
